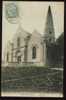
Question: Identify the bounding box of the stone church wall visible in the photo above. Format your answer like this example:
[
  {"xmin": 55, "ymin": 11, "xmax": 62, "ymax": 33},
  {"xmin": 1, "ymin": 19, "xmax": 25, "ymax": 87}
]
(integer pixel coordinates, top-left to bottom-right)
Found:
[{"xmin": 27, "ymin": 31, "xmax": 44, "ymax": 66}]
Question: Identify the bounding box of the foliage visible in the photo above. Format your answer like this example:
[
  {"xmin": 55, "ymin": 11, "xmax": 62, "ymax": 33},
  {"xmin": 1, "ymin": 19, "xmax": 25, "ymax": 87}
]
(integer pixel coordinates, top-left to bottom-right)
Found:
[{"xmin": 1, "ymin": 67, "xmax": 63, "ymax": 92}]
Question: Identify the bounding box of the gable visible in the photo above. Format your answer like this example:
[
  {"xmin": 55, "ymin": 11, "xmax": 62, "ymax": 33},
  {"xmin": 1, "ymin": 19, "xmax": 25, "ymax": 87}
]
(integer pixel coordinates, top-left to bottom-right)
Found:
[
  {"xmin": 28, "ymin": 30, "xmax": 43, "ymax": 49},
  {"xmin": 12, "ymin": 26, "xmax": 31, "ymax": 48},
  {"xmin": 12, "ymin": 26, "xmax": 31, "ymax": 41}
]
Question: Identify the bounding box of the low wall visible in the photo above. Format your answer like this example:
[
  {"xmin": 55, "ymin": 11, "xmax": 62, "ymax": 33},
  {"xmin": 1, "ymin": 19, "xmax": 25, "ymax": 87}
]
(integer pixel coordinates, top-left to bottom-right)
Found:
[{"xmin": 2, "ymin": 62, "xmax": 45, "ymax": 67}]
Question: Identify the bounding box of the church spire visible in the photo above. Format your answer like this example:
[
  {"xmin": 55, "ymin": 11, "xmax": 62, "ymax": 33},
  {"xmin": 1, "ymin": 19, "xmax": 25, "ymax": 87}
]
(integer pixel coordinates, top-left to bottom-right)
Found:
[{"xmin": 44, "ymin": 6, "xmax": 55, "ymax": 43}]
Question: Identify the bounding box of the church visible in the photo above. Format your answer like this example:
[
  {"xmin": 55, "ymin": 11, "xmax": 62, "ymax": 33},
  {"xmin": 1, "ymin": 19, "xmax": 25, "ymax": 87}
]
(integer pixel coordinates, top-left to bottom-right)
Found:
[{"xmin": 4, "ymin": 6, "xmax": 56, "ymax": 66}]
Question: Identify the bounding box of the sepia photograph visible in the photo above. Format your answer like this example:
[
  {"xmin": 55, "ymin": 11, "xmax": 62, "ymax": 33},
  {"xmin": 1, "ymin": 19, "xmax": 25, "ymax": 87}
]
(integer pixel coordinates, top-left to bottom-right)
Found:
[{"xmin": 1, "ymin": 1, "xmax": 64, "ymax": 97}]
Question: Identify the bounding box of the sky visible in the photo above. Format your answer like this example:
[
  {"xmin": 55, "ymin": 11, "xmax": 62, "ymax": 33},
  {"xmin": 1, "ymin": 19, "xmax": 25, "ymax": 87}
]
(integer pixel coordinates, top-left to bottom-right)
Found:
[{"xmin": 2, "ymin": 1, "xmax": 64, "ymax": 60}]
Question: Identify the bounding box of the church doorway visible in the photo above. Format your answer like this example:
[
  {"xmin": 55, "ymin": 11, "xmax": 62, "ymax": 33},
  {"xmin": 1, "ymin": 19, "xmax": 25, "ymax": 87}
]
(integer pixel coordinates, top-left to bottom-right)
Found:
[{"xmin": 17, "ymin": 56, "xmax": 21, "ymax": 63}]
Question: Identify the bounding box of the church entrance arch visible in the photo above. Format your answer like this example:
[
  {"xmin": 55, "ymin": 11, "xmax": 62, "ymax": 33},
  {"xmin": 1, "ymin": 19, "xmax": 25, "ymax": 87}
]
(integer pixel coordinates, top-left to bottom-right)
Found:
[
  {"xmin": 17, "ymin": 55, "xmax": 21, "ymax": 63},
  {"xmin": 16, "ymin": 50, "xmax": 22, "ymax": 63}
]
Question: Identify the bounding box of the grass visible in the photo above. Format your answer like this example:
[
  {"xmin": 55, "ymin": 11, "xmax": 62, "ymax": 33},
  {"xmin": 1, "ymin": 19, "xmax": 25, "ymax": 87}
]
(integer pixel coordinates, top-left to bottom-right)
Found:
[{"xmin": 1, "ymin": 66, "xmax": 63, "ymax": 93}]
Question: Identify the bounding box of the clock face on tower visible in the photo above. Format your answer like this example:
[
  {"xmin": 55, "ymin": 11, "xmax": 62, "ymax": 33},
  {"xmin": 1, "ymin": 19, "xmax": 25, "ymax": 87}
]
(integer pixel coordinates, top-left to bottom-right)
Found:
[{"xmin": 5, "ymin": 3, "xmax": 19, "ymax": 23}]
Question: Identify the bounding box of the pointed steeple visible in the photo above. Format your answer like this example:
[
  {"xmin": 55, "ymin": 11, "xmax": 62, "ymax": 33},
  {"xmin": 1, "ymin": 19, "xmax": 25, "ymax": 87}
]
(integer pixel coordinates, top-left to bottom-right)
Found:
[{"xmin": 44, "ymin": 6, "xmax": 55, "ymax": 43}]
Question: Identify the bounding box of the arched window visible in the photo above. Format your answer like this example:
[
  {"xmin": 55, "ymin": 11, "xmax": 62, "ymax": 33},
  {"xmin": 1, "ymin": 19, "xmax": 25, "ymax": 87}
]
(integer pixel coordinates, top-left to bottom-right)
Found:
[
  {"xmin": 17, "ymin": 37, "xmax": 20, "ymax": 47},
  {"xmin": 32, "ymin": 46, "xmax": 36, "ymax": 59}
]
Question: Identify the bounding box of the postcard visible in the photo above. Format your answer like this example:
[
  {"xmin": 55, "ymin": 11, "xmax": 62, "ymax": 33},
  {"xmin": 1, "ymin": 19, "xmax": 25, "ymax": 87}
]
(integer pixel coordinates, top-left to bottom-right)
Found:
[{"xmin": 1, "ymin": 1, "xmax": 64, "ymax": 97}]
